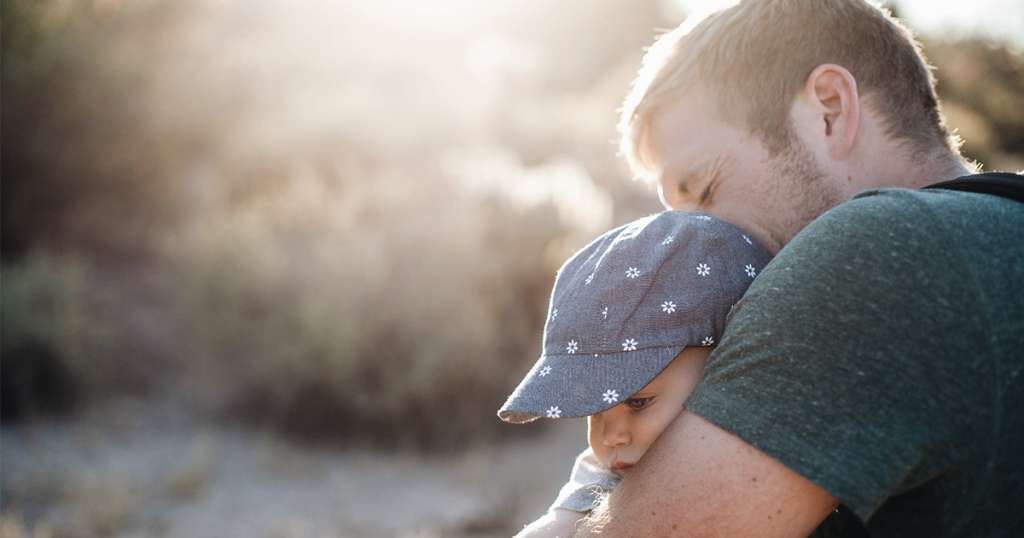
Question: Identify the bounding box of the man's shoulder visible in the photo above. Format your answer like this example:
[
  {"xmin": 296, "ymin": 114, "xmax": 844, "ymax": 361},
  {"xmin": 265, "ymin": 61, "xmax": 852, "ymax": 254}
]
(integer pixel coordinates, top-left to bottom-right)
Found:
[
  {"xmin": 848, "ymin": 182, "xmax": 1022, "ymax": 216},
  {"xmin": 808, "ymin": 186, "xmax": 969, "ymax": 232},
  {"xmin": 766, "ymin": 188, "xmax": 941, "ymax": 278},
  {"xmin": 779, "ymin": 184, "xmax": 1021, "ymax": 267},
  {"xmin": 825, "ymin": 181, "xmax": 1021, "ymax": 226},
  {"xmin": 734, "ymin": 181, "xmax": 1021, "ymax": 385},
  {"xmin": 733, "ymin": 184, "xmax": 1016, "ymax": 351},
  {"xmin": 692, "ymin": 181, "xmax": 1024, "ymax": 527}
]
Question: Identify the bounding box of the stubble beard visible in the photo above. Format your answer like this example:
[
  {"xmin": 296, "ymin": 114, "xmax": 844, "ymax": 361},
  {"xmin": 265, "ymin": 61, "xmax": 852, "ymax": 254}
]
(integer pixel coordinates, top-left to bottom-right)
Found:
[{"xmin": 767, "ymin": 136, "xmax": 845, "ymax": 249}]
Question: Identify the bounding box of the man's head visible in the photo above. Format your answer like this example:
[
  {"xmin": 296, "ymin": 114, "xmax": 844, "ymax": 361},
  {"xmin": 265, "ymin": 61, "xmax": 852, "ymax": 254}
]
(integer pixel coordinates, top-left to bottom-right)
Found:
[{"xmin": 621, "ymin": 0, "xmax": 972, "ymax": 253}]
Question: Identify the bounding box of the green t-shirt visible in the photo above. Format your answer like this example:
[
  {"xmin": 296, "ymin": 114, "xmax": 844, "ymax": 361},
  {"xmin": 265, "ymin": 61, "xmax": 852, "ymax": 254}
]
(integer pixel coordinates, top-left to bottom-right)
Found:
[{"xmin": 687, "ymin": 186, "xmax": 1024, "ymax": 537}]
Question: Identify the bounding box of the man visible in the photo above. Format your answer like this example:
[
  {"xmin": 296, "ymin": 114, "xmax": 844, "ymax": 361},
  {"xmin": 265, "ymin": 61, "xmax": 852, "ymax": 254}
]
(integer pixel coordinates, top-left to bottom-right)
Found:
[{"xmin": 570, "ymin": 1, "xmax": 1024, "ymax": 536}]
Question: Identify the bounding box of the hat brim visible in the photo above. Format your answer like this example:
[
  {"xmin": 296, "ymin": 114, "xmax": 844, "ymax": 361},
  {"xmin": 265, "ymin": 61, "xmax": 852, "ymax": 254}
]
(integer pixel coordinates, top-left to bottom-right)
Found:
[{"xmin": 497, "ymin": 345, "xmax": 685, "ymax": 424}]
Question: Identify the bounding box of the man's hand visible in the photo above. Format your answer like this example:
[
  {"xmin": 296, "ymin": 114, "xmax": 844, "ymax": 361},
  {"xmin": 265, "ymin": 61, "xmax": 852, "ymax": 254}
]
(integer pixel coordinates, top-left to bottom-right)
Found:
[{"xmin": 574, "ymin": 411, "xmax": 837, "ymax": 537}]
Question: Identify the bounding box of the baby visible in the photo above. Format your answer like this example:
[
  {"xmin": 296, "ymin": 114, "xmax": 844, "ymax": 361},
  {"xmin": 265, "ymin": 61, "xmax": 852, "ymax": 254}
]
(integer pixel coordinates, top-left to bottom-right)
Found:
[{"xmin": 497, "ymin": 211, "xmax": 771, "ymax": 537}]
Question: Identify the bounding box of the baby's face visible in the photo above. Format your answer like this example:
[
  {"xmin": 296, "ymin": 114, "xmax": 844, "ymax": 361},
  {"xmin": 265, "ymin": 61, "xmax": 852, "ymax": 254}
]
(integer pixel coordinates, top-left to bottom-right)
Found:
[{"xmin": 587, "ymin": 346, "xmax": 711, "ymax": 472}]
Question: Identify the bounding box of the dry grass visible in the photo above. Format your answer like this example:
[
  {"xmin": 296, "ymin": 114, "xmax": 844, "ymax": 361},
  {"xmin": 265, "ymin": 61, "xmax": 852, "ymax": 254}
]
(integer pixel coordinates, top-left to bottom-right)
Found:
[
  {"xmin": 1, "ymin": 405, "xmax": 586, "ymax": 537},
  {"xmin": 163, "ymin": 444, "xmax": 214, "ymax": 501}
]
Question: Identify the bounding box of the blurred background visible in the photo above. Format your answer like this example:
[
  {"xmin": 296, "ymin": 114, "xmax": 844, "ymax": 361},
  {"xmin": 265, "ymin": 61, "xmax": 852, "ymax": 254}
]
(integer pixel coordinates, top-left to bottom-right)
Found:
[{"xmin": 2, "ymin": 0, "xmax": 1022, "ymax": 536}]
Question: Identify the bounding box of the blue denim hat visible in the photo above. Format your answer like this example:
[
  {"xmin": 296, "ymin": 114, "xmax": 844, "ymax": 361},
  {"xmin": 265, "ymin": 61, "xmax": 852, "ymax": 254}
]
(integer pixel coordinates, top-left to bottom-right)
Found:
[{"xmin": 497, "ymin": 211, "xmax": 772, "ymax": 423}]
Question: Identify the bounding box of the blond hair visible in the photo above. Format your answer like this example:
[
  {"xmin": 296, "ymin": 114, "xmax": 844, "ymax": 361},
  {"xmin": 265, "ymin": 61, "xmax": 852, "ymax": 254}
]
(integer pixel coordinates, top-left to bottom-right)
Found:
[{"xmin": 620, "ymin": 0, "xmax": 957, "ymax": 179}]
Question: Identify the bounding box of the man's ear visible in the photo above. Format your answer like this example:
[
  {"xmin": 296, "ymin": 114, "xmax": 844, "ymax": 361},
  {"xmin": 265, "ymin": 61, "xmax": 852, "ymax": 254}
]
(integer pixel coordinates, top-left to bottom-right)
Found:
[{"xmin": 803, "ymin": 64, "xmax": 860, "ymax": 160}]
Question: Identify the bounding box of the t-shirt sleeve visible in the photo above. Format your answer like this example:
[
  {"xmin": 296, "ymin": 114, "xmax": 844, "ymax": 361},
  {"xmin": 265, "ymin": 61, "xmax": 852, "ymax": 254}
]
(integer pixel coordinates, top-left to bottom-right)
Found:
[
  {"xmin": 685, "ymin": 190, "xmax": 981, "ymax": 522},
  {"xmin": 549, "ymin": 447, "xmax": 621, "ymax": 513}
]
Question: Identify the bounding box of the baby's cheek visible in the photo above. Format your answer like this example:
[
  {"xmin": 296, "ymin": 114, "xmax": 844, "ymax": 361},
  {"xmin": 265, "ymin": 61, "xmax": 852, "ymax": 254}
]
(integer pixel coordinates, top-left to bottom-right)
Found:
[{"xmin": 637, "ymin": 409, "xmax": 680, "ymax": 454}]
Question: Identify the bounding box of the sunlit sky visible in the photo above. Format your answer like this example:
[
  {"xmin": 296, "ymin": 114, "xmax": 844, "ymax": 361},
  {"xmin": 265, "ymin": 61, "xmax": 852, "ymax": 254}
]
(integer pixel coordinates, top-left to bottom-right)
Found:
[{"xmin": 676, "ymin": 0, "xmax": 1024, "ymax": 48}]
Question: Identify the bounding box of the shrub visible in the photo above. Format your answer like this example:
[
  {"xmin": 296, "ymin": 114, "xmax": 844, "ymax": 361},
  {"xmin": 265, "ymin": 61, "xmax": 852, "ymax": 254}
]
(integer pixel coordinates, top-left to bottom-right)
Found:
[
  {"xmin": 2, "ymin": 255, "xmax": 96, "ymax": 419},
  {"xmin": 168, "ymin": 168, "xmax": 568, "ymax": 449}
]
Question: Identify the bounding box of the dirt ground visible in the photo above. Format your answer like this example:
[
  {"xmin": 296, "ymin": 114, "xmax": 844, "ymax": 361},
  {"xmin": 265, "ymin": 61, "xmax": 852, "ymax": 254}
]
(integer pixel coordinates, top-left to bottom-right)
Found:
[{"xmin": 1, "ymin": 398, "xmax": 587, "ymax": 538}]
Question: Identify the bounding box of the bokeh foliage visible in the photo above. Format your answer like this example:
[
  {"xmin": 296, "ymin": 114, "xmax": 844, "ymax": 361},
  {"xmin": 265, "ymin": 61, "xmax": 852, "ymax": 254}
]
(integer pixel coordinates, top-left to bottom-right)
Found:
[
  {"xmin": 925, "ymin": 38, "xmax": 1024, "ymax": 168},
  {"xmin": 3, "ymin": 0, "xmax": 1021, "ymax": 448}
]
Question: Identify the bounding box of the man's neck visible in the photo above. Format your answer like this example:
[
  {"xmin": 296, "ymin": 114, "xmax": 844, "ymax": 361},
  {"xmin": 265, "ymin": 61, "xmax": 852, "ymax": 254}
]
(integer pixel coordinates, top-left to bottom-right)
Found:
[{"xmin": 856, "ymin": 147, "xmax": 974, "ymax": 193}]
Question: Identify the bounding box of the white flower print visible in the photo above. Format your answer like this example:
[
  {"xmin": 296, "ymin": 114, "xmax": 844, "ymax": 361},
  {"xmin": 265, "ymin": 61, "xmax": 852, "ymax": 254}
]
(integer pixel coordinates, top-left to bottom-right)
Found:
[
  {"xmin": 601, "ymin": 307, "xmax": 609, "ymax": 320},
  {"xmin": 539, "ymin": 365, "xmax": 552, "ymax": 377},
  {"xmin": 546, "ymin": 406, "xmax": 562, "ymax": 418},
  {"xmin": 702, "ymin": 336, "xmax": 715, "ymax": 346},
  {"xmin": 745, "ymin": 264, "xmax": 756, "ymax": 278},
  {"xmin": 742, "ymin": 234, "xmax": 753, "ymax": 245},
  {"xmin": 622, "ymin": 338, "xmax": 638, "ymax": 351},
  {"xmin": 585, "ymin": 273, "xmax": 594, "ymax": 285},
  {"xmin": 662, "ymin": 235, "xmax": 675, "ymax": 245},
  {"xmin": 661, "ymin": 301, "xmax": 677, "ymax": 314},
  {"xmin": 566, "ymin": 340, "xmax": 579, "ymax": 354},
  {"xmin": 695, "ymin": 215, "xmax": 712, "ymax": 221},
  {"xmin": 551, "ymin": 308, "xmax": 558, "ymax": 320},
  {"xmin": 625, "ymin": 267, "xmax": 641, "ymax": 279},
  {"xmin": 696, "ymin": 263, "xmax": 711, "ymax": 277},
  {"xmin": 602, "ymin": 389, "xmax": 620, "ymax": 404}
]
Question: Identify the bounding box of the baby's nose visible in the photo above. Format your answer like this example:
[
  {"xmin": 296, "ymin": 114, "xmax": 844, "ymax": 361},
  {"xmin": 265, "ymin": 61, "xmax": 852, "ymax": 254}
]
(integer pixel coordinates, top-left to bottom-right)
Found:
[{"xmin": 602, "ymin": 419, "xmax": 632, "ymax": 447}]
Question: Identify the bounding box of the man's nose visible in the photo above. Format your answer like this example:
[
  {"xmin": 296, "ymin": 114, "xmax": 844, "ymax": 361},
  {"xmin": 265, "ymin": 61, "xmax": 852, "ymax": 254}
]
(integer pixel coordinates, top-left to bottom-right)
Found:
[
  {"xmin": 657, "ymin": 181, "xmax": 698, "ymax": 212},
  {"xmin": 657, "ymin": 181, "xmax": 676, "ymax": 210}
]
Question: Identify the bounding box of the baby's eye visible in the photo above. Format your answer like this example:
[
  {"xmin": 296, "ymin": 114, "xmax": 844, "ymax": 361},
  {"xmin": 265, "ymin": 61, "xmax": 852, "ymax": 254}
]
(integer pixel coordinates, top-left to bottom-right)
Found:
[{"xmin": 626, "ymin": 397, "xmax": 654, "ymax": 411}]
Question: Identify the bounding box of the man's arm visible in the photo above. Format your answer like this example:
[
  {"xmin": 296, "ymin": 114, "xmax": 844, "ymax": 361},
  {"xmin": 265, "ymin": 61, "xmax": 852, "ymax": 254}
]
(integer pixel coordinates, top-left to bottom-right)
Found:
[{"xmin": 575, "ymin": 411, "xmax": 837, "ymax": 537}]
